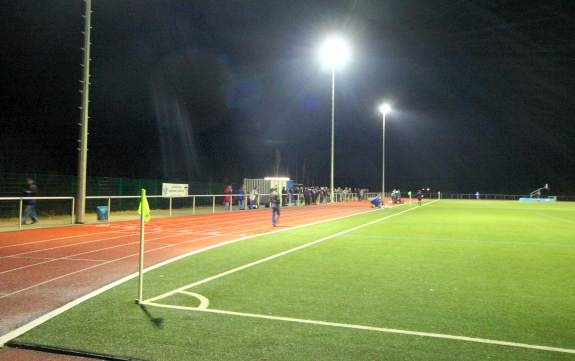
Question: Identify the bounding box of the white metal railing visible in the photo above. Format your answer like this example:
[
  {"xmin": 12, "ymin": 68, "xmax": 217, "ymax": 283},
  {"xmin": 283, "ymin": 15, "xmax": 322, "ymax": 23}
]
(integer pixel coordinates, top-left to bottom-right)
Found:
[
  {"xmin": 9, "ymin": 191, "xmax": 572, "ymax": 230},
  {"xmin": 0, "ymin": 192, "xmax": 366, "ymax": 229},
  {"xmin": 358, "ymin": 192, "xmax": 575, "ymax": 202},
  {"xmin": 0, "ymin": 197, "xmax": 75, "ymax": 229},
  {"xmin": 83, "ymin": 192, "xmax": 362, "ymax": 223}
]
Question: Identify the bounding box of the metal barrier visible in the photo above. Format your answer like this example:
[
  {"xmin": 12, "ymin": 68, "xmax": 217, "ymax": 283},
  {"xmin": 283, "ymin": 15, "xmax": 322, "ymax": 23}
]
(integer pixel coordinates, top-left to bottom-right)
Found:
[
  {"xmin": 6, "ymin": 191, "xmax": 571, "ymax": 230},
  {"xmin": 437, "ymin": 193, "xmax": 525, "ymax": 200},
  {"xmin": 85, "ymin": 192, "xmax": 362, "ymax": 223},
  {"xmin": 0, "ymin": 197, "xmax": 75, "ymax": 229},
  {"xmin": 0, "ymin": 192, "xmax": 363, "ymax": 229},
  {"xmin": 359, "ymin": 192, "xmax": 575, "ymax": 202}
]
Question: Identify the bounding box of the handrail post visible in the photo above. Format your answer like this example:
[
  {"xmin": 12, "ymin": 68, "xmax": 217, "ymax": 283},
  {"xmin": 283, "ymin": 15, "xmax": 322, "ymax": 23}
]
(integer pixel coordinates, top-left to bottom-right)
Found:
[
  {"xmin": 19, "ymin": 198, "xmax": 23, "ymax": 229},
  {"xmin": 71, "ymin": 197, "xmax": 76, "ymax": 224},
  {"xmin": 192, "ymin": 196, "xmax": 196, "ymax": 215},
  {"xmin": 107, "ymin": 197, "xmax": 111, "ymax": 222},
  {"xmin": 212, "ymin": 196, "xmax": 216, "ymax": 213}
]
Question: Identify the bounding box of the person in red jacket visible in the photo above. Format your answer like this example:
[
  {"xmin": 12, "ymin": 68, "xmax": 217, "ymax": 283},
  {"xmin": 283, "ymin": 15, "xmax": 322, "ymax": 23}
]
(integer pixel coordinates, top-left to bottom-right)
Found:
[{"xmin": 223, "ymin": 185, "xmax": 233, "ymax": 211}]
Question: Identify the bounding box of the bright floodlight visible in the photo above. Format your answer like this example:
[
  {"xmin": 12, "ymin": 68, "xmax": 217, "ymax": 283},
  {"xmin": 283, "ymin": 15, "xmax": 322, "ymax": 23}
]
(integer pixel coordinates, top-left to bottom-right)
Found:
[
  {"xmin": 379, "ymin": 103, "xmax": 392, "ymax": 115},
  {"xmin": 319, "ymin": 36, "xmax": 351, "ymax": 69}
]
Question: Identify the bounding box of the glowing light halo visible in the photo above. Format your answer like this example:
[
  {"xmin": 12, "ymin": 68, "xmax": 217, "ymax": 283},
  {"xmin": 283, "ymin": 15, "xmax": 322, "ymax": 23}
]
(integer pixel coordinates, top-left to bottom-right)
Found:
[
  {"xmin": 379, "ymin": 103, "xmax": 392, "ymax": 115},
  {"xmin": 318, "ymin": 36, "xmax": 351, "ymax": 69}
]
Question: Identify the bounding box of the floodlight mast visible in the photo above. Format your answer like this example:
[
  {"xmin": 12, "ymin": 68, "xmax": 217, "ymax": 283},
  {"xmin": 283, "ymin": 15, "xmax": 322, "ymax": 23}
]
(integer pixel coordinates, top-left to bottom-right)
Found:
[
  {"xmin": 75, "ymin": 0, "xmax": 92, "ymax": 224},
  {"xmin": 330, "ymin": 65, "xmax": 335, "ymax": 203},
  {"xmin": 318, "ymin": 37, "xmax": 350, "ymax": 203},
  {"xmin": 379, "ymin": 103, "xmax": 392, "ymax": 197}
]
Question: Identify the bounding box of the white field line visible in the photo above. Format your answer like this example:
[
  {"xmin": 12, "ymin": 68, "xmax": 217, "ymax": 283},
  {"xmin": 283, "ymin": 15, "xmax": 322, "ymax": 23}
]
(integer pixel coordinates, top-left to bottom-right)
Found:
[
  {"xmin": 144, "ymin": 302, "xmax": 575, "ymax": 355},
  {"xmin": 434, "ymin": 204, "xmax": 575, "ymax": 212},
  {"xmin": 0, "ymin": 206, "xmax": 374, "ymax": 298},
  {"xmin": 0, "ymin": 206, "xmax": 357, "ymax": 276},
  {"xmin": 533, "ymin": 212, "xmax": 575, "ymax": 225},
  {"xmin": 340, "ymin": 235, "xmax": 575, "ymax": 248},
  {"xmin": 177, "ymin": 291, "xmax": 210, "ymax": 309},
  {"xmin": 144, "ymin": 201, "xmax": 432, "ymax": 303},
  {"xmin": 0, "ymin": 205, "xmax": 380, "ymax": 346},
  {"xmin": 0, "ymin": 205, "xmax": 338, "ymax": 259},
  {"xmin": 142, "ymin": 199, "xmax": 575, "ymax": 356}
]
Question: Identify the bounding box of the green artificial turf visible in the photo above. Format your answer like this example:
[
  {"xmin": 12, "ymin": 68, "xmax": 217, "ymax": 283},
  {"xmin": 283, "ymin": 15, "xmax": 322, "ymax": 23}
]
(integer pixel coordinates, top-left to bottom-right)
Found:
[{"xmin": 15, "ymin": 200, "xmax": 575, "ymax": 360}]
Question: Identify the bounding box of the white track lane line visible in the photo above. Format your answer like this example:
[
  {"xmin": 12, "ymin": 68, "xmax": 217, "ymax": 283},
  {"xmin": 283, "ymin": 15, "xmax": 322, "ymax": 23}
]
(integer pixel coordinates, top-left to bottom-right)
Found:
[
  {"xmin": 0, "ymin": 205, "xmax": 380, "ymax": 345},
  {"xmin": 0, "ymin": 204, "xmax": 320, "ymax": 250},
  {"xmin": 0, "ymin": 205, "xmax": 340, "ymax": 259},
  {"xmin": 0, "ymin": 206, "xmax": 358, "ymax": 275},
  {"xmin": 0, "ymin": 206, "xmax": 374, "ymax": 298},
  {"xmin": 0, "ymin": 229, "xmax": 131, "ymax": 250}
]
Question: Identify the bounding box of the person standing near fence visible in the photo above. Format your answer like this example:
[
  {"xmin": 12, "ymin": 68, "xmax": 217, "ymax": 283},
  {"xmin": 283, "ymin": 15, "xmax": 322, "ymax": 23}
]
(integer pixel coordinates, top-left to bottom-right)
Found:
[
  {"xmin": 237, "ymin": 185, "xmax": 245, "ymax": 210},
  {"xmin": 223, "ymin": 184, "xmax": 232, "ymax": 210},
  {"xmin": 249, "ymin": 186, "xmax": 259, "ymax": 209},
  {"xmin": 22, "ymin": 178, "xmax": 39, "ymax": 225},
  {"xmin": 270, "ymin": 187, "xmax": 281, "ymax": 226}
]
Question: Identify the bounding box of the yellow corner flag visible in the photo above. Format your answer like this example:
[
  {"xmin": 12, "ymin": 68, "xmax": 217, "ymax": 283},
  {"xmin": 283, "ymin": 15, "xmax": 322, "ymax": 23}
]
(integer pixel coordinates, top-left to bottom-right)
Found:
[
  {"xmin": 136, "ymin": 188, "xmax": 150, "ymax": 303},
  {"xmin": 138, "ymin": 188, "xmax": 151, "ymax": 222}
]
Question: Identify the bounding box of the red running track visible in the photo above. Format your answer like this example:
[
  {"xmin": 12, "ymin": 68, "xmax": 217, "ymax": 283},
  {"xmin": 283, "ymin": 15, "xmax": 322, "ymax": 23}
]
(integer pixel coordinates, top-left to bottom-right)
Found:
[{"xmin": 0, "ymin": 202, "xmax": 372, "ymax": 341}]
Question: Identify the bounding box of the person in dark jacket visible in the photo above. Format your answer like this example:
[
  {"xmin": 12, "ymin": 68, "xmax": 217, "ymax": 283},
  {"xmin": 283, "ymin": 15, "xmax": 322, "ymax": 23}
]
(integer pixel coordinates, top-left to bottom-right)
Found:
[
  {"xmin": 22, "ymin": 178, "xmax": 39, "ymax": 225},
  {"xmin": 237, "ymin": 185, "xmax": 245, "ymax": 210},
  {"xmin": 270, "ymin": 187, "xmax": 281, "ymax": 226}
]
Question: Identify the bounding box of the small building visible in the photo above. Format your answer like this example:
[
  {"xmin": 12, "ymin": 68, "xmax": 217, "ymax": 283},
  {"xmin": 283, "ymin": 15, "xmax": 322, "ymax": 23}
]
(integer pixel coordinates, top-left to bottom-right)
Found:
[{"xmin": 243, "ymin": 177, "xmax": 291, "ymax": 206}]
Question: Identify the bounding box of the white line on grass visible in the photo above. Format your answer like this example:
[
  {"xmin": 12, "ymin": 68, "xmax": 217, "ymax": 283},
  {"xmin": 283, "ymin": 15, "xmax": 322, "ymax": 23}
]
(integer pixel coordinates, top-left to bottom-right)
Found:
[
  {"xmin": 144, "ymin": 301, "xmax": 575, "ymax": 355},
  {"xmin": 177, "ymin": 291, "xmax": 210, "ymax": 309},
  {"xmin": 533, "ymin": 212, "xmax": 575, "ymax": 225},
  {"xmin": 0, "ymin": 205, "xmax": 379, "ymax": 346},
  {"xmin": 342, "ymin": 235, "xmax": 575, "ymax": 248},
  {"xmin": 144, "ymin": 201, "xmax": 436, "ymax": 304},
  {"xmin": 141, "ymin": 198, "xmax": 575, "ymax": 355}
]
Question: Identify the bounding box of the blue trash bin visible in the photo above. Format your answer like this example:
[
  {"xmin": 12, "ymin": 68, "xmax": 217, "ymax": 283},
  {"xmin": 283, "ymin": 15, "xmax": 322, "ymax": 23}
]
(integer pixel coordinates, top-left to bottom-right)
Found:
[{"xmin": 96, "ymin": 206, "xmax": 108, "ymax": 221}]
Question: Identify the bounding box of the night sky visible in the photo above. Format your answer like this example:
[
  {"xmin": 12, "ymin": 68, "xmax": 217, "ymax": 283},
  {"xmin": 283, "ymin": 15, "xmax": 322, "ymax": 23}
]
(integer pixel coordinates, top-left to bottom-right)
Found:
[{"xmin": 1, "ymin": 1, "xmax": 574, "ymax": 194}]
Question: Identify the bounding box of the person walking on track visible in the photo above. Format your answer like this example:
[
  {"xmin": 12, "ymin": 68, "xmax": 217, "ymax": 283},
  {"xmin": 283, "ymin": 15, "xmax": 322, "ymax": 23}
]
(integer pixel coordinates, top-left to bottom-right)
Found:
[
  {"xmin": 22, "ymin": 177, "xmax": 39, "ymax": 225},
  {"xmin": 270, "ymin": 187, "xmax": 281, "ymax": 227}
]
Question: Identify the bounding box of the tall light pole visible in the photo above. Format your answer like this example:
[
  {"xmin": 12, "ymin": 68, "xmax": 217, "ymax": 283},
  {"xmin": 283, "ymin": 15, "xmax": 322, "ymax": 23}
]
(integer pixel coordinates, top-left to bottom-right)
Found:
[
  {"xmin": 76, "ymin": 0, "xmax": 93, "ymax": 223},
  {"xmin": 318, "ymin": 36, "xmax": 350, "ymax": 203},
  {"xmin": 378, "ymin": 103, "xmax": 392, "ymax": 197}
]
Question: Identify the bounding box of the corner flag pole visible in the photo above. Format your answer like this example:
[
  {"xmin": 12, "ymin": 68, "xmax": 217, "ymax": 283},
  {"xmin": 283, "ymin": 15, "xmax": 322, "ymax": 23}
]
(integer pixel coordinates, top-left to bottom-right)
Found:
[{"xmin": 136, "ymin": 188, "xmax": 150, "ymax": 303}]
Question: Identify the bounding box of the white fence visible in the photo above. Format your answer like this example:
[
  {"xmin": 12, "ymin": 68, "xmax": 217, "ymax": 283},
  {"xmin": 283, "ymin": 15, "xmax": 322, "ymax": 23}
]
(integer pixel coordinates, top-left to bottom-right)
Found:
[
  {"xmin": 2, "ymin": 192, "xmax": 573, "ymax": 230},
  {"xmin": 0, "ymin": 197, "xmax": 75, "ymax": 229},
  {"xmin": 0, "ymin": 192, "xmax": 363, "ymax": 229}
]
